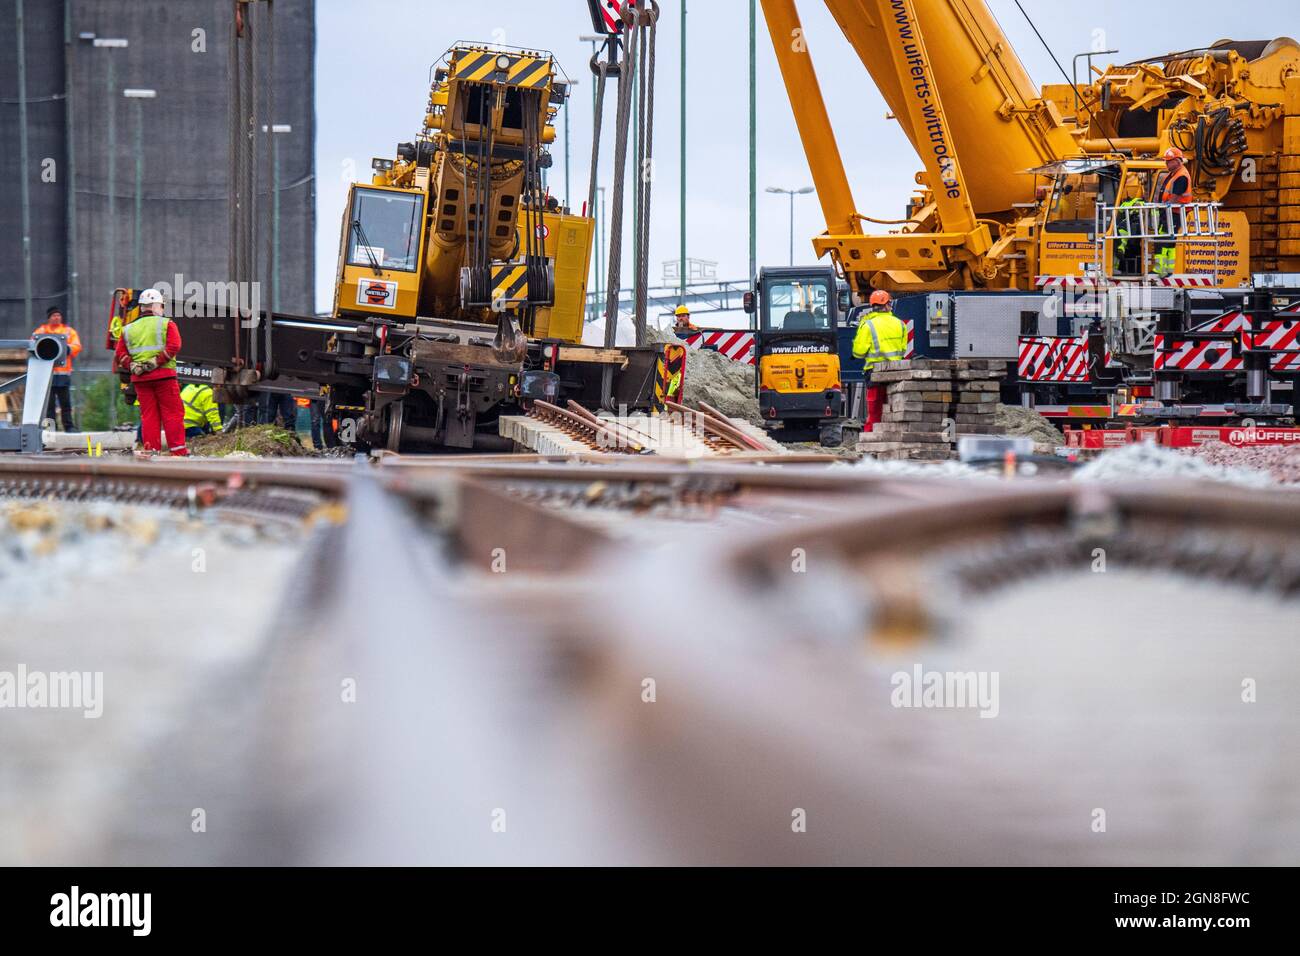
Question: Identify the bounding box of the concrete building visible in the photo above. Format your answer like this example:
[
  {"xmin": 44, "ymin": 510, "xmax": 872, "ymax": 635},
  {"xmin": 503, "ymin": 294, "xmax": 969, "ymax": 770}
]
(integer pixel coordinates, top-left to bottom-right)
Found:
[{"xmin": 0, "ymin": 0, "xmax": 315, "ymax": 366}]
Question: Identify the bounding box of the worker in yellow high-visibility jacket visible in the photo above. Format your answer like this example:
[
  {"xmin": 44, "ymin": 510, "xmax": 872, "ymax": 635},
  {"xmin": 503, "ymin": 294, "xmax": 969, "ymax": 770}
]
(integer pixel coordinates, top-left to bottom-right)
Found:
[
  {"xmin": 181, "ymin": 382, "xmax": 223, "ymax": 439},
  {"xmin": 852, "ymin": 290, "xmax": 908, "ymax": 433}
]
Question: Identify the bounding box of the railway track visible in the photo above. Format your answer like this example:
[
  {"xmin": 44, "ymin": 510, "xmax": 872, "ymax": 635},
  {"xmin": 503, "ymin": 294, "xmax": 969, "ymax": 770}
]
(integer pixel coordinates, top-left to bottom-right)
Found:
[{"xmin": 5, "ymin": 453, "xmax": 1299, "ymax": 865}]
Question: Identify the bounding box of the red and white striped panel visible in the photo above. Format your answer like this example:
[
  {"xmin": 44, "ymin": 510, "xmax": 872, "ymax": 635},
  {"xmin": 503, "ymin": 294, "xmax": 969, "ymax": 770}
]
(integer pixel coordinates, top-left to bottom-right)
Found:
[
  {"xmin": 1248, "ymin": 302, "xmax": 1300, "ymax": 371},
  {"xmin": 683, "ymin": 330, "xmax": 757, "ymax": 365},
  {"xmin": 593, "ymin": 0, "xmax": 627, "ymax": 32},
  {"xmin": 1036, "ymin": 276, "xmax": 1100, "ymax": 290},
  {"xmin": 686, "ymin": 320, "xmax": 915, "ymax": 367},
  {"xmin": 1017, "ymin": 335, "xmax": 1112, "ymax": 383},
  {"xmin": 1036, "ymin": 275, "xmax": 1217, "ymax": 289},
  {"xmin": 1153, "ymin": 304, "xmax": 1300, "ymax": 371}
]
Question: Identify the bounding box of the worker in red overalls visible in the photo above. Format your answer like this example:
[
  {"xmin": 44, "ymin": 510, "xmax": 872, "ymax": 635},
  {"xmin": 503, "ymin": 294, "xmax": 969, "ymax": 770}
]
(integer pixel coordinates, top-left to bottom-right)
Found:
[
  {"xmin": 114, "ymin": 288, "xmax": 188, "ymax": 456},
  {"xmin": 853, "ymin": 290, "xmax": 908, "ymax": 433}
]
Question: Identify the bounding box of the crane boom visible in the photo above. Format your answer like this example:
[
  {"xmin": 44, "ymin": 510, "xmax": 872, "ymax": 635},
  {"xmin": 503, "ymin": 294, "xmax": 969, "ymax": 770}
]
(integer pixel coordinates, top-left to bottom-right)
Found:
[
  {"xmin": 759, "ymin": 0, "xmax": 860, "ymax": 237},
  {"xmin": 823, "ymin": 0, "xmax": 1077, "ymax": 216}
]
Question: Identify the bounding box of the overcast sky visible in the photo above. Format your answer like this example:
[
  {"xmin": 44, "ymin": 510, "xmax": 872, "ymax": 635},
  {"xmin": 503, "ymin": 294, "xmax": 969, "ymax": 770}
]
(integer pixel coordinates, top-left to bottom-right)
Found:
[{"xmin": 314, "ymin": 0, "xmax": 1298, "ymax": 314}]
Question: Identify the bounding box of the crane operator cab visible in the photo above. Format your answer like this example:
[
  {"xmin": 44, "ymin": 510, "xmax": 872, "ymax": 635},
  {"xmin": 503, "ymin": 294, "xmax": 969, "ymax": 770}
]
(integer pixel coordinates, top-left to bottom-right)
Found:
[
  {"xmin": 336, "ymin": 183, "xmax": 428, "ymax": 319},
  {"xmin": 1029, "ymin": 158, "xmax": 1247, "ymax": 287},
  {"xmin": 745, "ymin": 266, "xmax": 845, "ymax": 445}
]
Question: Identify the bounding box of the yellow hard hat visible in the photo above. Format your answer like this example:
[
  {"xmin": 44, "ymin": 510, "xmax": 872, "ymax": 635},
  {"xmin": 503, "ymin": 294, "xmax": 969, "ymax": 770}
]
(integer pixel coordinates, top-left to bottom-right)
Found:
[{"xmin": 674, "ymin": 305, "xmax": 690, "ymax": 316}]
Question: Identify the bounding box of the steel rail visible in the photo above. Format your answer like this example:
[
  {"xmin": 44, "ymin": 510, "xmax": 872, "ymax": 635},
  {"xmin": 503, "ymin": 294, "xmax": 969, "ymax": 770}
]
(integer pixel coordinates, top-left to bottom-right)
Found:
[
  {"xmin": 529, "ymin": 399, "xmax": 650, "ymax": 454},
  {"xmin": 664, "ymin": 399, "xmax": 769, "ymax": 452}
]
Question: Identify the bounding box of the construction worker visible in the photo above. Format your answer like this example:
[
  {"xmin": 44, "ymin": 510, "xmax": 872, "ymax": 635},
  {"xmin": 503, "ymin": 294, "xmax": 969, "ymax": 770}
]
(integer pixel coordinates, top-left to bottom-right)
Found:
[
  {"xmin": 1153, "ymin": 147, "xmax": 1194, "ymax": 275},
  {"xmin": 1114, "ymin": 195, "xmax": 1143, "ymax": 275},
  {"xmin": 181, "ymin": 381, "xmax": 223, "ymax": 439},
  {"xmin": 853, "ymin": 290, "xmax": 908, "ymax": 433},
  {"xmin": 673, "ymin": 305, "xmax": 699, "ymax": 334},
  {"xmin": 1159, "ymin": 147, "xmax": 1194, "ymax": 205},
  {"xmin": 113, "ymin": 287, "xmax": 188, "ymax": 456},
  {"xmin": 261, "ymin": 391, "xmax": 299, "ymax": 433},
  {"xmin": 32, "ymin": 306, "xmax": 82, "ymax": 431}
]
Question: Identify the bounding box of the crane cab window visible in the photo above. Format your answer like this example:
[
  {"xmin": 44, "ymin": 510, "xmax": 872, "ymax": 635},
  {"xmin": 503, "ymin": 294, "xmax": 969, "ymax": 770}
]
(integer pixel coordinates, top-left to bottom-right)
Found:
[
  {"xmin": 1030, "ymin": 159, "xmax": 1122, "ymax": 235},
  {"xmin": 763, "ymin": 278, "xmax": 832, "ymax": 333},
  {"xmin": 347, "ymin": 188, "xmax": 423, "ymax": 273}
]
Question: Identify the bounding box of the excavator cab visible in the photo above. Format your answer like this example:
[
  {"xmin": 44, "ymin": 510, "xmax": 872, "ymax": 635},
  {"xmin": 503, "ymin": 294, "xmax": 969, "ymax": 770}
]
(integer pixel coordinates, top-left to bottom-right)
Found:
[{"xmin": 748, "ymin": 266, "xmax": 845, "ymax": 444}]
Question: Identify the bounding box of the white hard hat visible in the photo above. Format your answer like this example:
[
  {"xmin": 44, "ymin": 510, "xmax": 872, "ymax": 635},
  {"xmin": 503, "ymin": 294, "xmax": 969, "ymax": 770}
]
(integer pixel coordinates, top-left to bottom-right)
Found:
[{"xmin": 138, "ymin": 288, "xmax": 165, "ymax": 306}]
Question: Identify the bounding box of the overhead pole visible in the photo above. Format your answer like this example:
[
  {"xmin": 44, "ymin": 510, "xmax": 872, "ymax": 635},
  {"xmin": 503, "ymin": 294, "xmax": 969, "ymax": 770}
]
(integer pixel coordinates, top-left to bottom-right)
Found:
[
  {"xmin": 679, "ymin": 0, "xmax": 686, "ymax": 306},
  {"xmin": 15, "ymin": 0, "xmax": 34, "ymax": 330},
  {"xmin": 749, "ymin": 0, "xmax": 757, "ymax": 284},
  {"xmin": 107, "ymin": 54, "xmax": 115, "ymax": 302},
  {"xmin": 563, "ymin": 85, "xmax": 572, "ymax": 207},
  {"xmin": 63, "ymin": 1, "xmax": 80, "ymax": 332}
]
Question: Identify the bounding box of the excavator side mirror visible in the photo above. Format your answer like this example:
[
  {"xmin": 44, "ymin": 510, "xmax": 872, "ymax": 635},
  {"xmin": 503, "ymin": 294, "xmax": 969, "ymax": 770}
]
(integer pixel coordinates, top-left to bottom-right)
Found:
[{"xmin": 743, "ymin": 291, "xmax": 756, "ymax": 315}]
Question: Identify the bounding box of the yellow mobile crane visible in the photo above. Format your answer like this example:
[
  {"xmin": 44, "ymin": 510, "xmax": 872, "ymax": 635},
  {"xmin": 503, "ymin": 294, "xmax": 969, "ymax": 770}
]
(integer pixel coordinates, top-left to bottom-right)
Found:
[
  {"xmin": 758, "ymin": 0, "xmax": 1300, "ymax": 419},
  {"xmin": 169, "ymin": 39, "xmax": 670, "ymax": 452}
]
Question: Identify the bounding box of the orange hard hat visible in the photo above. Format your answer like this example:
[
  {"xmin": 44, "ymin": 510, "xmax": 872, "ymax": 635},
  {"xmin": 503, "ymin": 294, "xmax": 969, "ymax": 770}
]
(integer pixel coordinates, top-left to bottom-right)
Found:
[
  {"xmin": 295, "ymin": 396, "xmax": 311, "ymax": 408},
  {"xmin": 1163, "ymin": 147, "xmax": 1185, "ymax": 162},
  {"xmin": 868, "ymin": 290, "xmax": 892, "ymax": 307}
]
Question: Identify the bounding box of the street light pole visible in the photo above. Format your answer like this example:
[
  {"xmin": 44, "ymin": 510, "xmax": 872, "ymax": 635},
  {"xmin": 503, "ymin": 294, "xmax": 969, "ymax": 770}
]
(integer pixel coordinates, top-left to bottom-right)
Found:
[
  {"xmin": 263, "ymin": 124, "xmax": 292, "ymax": 313},
  {"xmin": 579, "ymin": 34, "xmax": 605, "ymax": 321},
  {"xmin": 597, "ymin": 185, "xmax": 607, "ymax": 324},
  {"xmin": 748, "ymin": 0, "xmax": 757, "ymax": 284},
  {"xmin": 679, "ymin": 0, "xmax": 687, "ymax": 307},
  {"xmin": 15, "ymin": 0, "xmax": 34, "ymax": 330},
  {"xmin": 123, "ymin": 89, "xmax": 156, "ymax": 291},
  {"xmin": 93, "ymin": 38, "xmax": 128, "ymax": 302},
  {"xmin": 766, "ymin": 186, "xmax": 815, "ymax": 266}
]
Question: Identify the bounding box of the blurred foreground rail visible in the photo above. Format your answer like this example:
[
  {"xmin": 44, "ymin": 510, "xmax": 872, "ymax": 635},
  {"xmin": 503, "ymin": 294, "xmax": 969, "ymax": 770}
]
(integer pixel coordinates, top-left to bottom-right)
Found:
[{"xmin": 2, "ymin": 454, "xmax": 1298, "ymax": 864}]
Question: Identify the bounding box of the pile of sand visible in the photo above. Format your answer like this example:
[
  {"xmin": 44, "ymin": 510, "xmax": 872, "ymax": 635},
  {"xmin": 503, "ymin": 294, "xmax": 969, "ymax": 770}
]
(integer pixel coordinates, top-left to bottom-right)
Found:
[
  {"xmin": 995, "ymin": 404, "xmax": 1065, "ymax": 448},
  {"xmin": 645, "ymin": 326, "xmax": 761, "ymax": 425},
  {"xmin": 189, "ymin": 424, "xmax": 310, "ymax": 458}
]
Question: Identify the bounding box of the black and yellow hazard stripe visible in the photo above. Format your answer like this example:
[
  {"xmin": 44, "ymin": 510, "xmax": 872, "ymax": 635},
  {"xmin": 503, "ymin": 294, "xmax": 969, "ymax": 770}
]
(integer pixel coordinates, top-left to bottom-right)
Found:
[
  {"xmin": 654, "ymin": 344, "xmax": 687, "ymax": 408},
  {"xmin": 492, "ymin": 263, "xmax": 531, "ymax": 303},
  {"xmin": 452, "ymin": 50, "xmax": 500, "ymax": 82},
  {"xmin": 506, "ymin": 55, "xmax": 552, "ymax": 89},
  {"xmin": 452, "ymin": 49, "xmax": 553, "ymax": 88}
]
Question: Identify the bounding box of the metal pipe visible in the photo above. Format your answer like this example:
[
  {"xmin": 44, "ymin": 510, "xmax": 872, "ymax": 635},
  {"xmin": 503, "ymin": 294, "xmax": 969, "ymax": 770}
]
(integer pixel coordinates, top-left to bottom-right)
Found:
[
  {"xmin": 748, "ymin": 0, "xmax": 757, "ymax": 283},
  {"xmin": 63, "ymin": 0, "xmax": 79, "ymax": 336},
  {"xmin": 1079, "ymin": 137, "xmax": 1161, "ymax": 155},
  {"xmin": 679, "ymin": 0, "xmax": 687, "ymax": 306},
  {"xmin": 15, "ymin": 0, "xmax": 34, "ymax": 330},
  {"xmin": 107, "ymin": 55, "xmax": 117, "ymax": 309},
  {"xmin": 132, "ymin": 97, "xmax": 143, "ymax": 288}
]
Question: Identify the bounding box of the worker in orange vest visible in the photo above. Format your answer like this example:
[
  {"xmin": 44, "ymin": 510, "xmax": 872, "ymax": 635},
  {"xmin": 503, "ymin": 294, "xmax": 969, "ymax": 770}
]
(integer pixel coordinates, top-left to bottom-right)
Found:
[
  {"xmin": 1154, "ymin": 147, "xmax": 1195, "ymax": 275},
  {"xmin": 33, "ymin": 306, "xmax": 82, "ymax": 431},
  {"xmin": 673, "ymin": 305, "xmax": 699, "ymax": 334},
  {"xmin": 1159, "ymin": 147, "xmax": 1194, "ymax": 204}
]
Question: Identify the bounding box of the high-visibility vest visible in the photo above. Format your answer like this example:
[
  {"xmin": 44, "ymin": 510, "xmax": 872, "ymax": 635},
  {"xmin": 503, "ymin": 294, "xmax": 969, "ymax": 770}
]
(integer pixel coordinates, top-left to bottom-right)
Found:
[
  {"xmin": 181, "ymin": 383, "xmax": 222, "ymax": 431},
  {"xmin": 123, "ymin": 314, "xmax": 176, "ymax": 370},
  {"xmin": 853, "ymin": 310, "xmax": 908, "ymax": 370},
  {"xmin": 1154, "ymin": 246, "xmax": 1177, "ymax": 277},
  {"xmin": 1116, "ymin": 197, "xmax": 1142, "ymax": 255},
  {"xmin": 1160, "ymin": 163, "xmax": 1193, "ymax": 204},
  {"xmin": 33, "ymin": 322, "xmax": 82, "ymax": 374}
]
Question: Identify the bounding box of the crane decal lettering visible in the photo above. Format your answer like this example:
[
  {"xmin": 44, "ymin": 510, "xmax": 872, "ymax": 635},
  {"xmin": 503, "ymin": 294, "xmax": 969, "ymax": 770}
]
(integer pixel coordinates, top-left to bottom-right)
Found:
[{"xmin": 891, "ymin": 0, "xmax": 962, "ymax": 201}]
